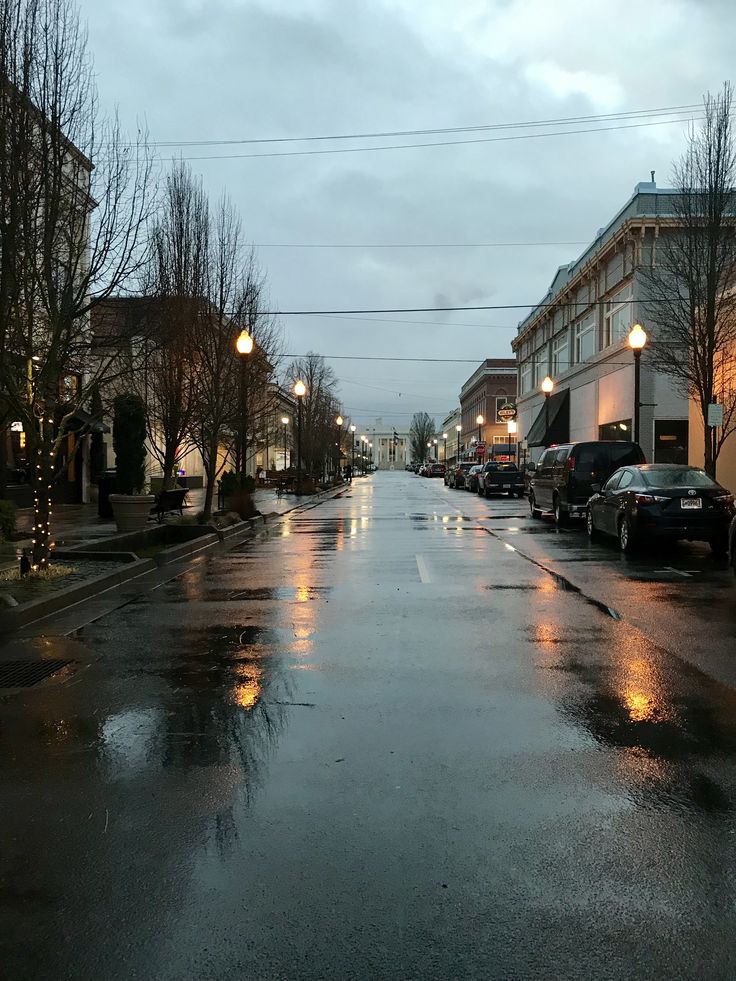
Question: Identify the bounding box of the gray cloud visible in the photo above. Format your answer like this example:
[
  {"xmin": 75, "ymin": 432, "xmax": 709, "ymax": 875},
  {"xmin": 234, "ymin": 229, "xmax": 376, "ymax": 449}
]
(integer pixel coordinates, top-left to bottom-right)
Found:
[{"xmin": 82, "ymin": 0, "xmax": 734, "ymax": 423}]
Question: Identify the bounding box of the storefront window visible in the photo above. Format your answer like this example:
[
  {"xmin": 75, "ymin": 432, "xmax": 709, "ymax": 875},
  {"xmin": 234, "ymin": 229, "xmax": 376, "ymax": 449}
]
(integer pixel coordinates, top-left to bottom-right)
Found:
[
  {"xmin": 598, "ymin": 419, "xmax": 632, "ymax": 441},
  {"xmin": 654, "ymin": 419, "xmax": 688, "ymax": 464}
]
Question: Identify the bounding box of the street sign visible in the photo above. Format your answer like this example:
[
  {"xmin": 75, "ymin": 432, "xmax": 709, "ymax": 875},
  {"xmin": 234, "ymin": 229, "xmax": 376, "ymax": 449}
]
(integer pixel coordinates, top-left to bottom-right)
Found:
[
  {"xmin": 497, "ymin": 403, "xmax": 517, "ymax": 422},
  {"xmin": 708, "ymin": 403, "xmax": 724, "ymax": 427},
  {"xmin": 475, "ymin": 441, "xmax": 486, "ymax": 457}
]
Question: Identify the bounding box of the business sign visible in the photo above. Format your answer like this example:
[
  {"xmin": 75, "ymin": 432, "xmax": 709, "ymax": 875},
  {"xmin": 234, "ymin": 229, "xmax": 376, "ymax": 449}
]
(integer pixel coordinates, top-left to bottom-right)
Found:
[
  {"xmin": 708, "ymin": 403, "xmax": 724, "ymax": 427},
  {"xmin": 497, "ymin": 403, "xmax": 517, "ymax": 422}
]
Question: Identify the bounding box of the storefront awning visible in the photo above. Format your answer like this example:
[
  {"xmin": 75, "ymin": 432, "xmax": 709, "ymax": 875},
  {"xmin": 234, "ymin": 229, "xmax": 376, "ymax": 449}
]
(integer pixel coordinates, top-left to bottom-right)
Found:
[{"xmin": 526, "ymin": 389, "xmax": 570, "ymax": 447}]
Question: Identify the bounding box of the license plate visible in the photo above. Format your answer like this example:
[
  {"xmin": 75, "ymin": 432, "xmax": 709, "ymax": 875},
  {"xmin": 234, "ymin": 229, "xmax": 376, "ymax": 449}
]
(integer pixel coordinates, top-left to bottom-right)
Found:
[
  {"xmin": 681, "ymin": 498, "xmax": 702, "ymax": 509},
  {"xmin": 502, "ymin": 484, "xmax": 511, "ymax": 489}
]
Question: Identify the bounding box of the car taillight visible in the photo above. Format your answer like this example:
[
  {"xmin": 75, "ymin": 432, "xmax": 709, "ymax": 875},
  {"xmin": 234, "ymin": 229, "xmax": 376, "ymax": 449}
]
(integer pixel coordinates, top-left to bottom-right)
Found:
[
  {"xmin": 566, "ymin": 456, "xmax": 575, "ymax": 470},
  {"xmin": 715, "ymin": 494, "xmax": 735, "ymax": 508},
  {"xmin": 635, "ymin": 494, "xmax": 667, "ymax": 506}
]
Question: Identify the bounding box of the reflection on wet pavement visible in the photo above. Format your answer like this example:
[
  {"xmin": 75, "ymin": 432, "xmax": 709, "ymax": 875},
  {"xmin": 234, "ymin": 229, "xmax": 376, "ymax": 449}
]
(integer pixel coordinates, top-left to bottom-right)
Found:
[{"xmin": 3, "ymin": 473, "xmax": 736, "ymax": 978}]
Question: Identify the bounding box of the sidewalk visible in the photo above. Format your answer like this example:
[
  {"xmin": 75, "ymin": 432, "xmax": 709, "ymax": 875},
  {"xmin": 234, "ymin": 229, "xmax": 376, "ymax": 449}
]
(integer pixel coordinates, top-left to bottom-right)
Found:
[{"xmin": 9, "ymin": 485, "xmax": 314, "ymax": 552}]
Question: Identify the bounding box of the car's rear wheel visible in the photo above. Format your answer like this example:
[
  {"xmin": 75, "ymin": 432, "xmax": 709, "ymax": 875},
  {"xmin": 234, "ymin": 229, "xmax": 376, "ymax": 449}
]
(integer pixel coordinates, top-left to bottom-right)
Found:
[
  {"xmin": 618, "ymin": 515, "xmax": 635, "ymax": 552},
  {"xmin": 586, "ymin": 508, "xmax": 599, "ymax": 542},
  {"xmin": 553, "ymin": 495, "xmax": 569, "ymax": 526},
  {"xmin": 529, "ymin": 493, "xmax": 542, "ymax": 519}
]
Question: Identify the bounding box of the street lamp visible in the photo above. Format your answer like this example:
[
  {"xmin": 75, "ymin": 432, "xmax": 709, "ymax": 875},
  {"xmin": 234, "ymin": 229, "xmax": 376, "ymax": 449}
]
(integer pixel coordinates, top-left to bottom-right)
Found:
[
  {"xmin": 293, "ymin": 379, "xmax": 307, "ymax": 495},
  {"xmin": 335, "ymin": 416, "xmax": 344, "ymax": 478},
  {"xmin": 350, "ymin": 424, "xmax": 356, "ymax": 480},
  {"xmin": 442, "ymin": 432, "xmax": 448, "ymax": 462},
  {"xmin": 456, "ymin": 423, "xmax": 462, "ymax": 462},
  {"xmin": 281, "ymin": 415, "xmax": 289, "ymax": 471},
  {"xmin": 628, "ymin": 323, "xmax": 647, "ymax": 446},
  {"xmin": 235, "ymin": 329, "xmax": 254, "ymax": 481},
  {"xmin": 541, "ymin": 375, "xmax": 554, "ymax": 447},
  {"xmin": 507, "ymin": 420, "xmax": 518, "ymax": 464},
  {"xmin": 369, "ymin": 442, "xmax": 373, "ymax": 470}
]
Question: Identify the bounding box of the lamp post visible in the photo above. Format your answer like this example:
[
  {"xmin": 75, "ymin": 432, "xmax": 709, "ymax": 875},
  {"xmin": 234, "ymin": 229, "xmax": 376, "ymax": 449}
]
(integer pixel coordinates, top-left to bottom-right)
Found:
[
  {"xmin": 280, "ymin": 415, "xmax": 289, "ymax": 471},
  {"xmin": 293, "ymin": 379, "xmax": 306, "ymax": 495},
  {"xmin": 541, "ymin": 375, "xmax": 554, "ymax": 447},
  {"xmin": 442, "ymin": 432, "xmax": 448, "ymax": 463},
  {"xmin": 507, "ymin": 419, "xmax": 518, "ymax": 464},
  {"xmin": 433, "ymin": 437, "xmax": 438, "ymax": 462},
  {"xmin": 350, "ymin": 424, "xmax": 356, "ymax": 480},
  {"xmin": 427, "ymin": 441, "xmax": 432, "ymax": 463},
  {"xmin": 369, "ymin": 441, "xmax": 373, "ymax": 470},
  {"xmin": 456, "ymin": 423, "xmax": 461, "ymax": 463},
  {"xmin": 628, "ymin": 323, "xmax": 647, "ymax": 446},
  {"xmin": 335, "ymin": 415, "xmax": 344, "ymax": 479},
  {"xmin": 235, "ymin": 329, "xmax": 254, "ymax": 482},
  {"xmin": 475, "ymin": 414, "xmax": 484, "ymax": 462}
]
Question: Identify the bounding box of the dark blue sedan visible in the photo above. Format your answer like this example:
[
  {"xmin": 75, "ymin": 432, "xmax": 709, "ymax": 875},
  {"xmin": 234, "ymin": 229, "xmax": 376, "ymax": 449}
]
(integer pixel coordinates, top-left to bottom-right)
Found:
[{"xmin": 586, "ymin": 464, "xmax": 735, "ymax": 554}]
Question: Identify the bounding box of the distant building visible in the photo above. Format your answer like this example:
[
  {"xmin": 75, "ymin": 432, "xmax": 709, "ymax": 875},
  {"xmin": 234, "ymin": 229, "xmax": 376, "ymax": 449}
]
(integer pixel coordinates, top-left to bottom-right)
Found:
[
  {"xmin": 360, "ymin": 420, "xmax": 410, "ymax": 469},
  {"xmin": 438, "ymin": 408, "xmax": 462, "ymax": 465},
  {"xmin": 511, "ymin": 179, "xmax": 690, "ymax": 464},
  {"xmin": 459, "ymin": 360, "xmax": 517, "ymax": 462}
]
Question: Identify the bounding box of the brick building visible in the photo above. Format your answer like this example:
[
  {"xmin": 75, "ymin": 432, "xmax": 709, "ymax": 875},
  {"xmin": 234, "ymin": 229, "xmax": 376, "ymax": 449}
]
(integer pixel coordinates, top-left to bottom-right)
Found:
[{"xmin": 459, "ymin": 360, "xmax": 517, "ymax": 461}]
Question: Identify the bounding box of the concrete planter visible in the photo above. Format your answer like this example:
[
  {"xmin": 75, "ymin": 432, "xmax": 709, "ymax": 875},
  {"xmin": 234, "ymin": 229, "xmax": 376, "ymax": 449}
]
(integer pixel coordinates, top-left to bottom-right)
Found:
[{"xmin": 109, "ymin": 494, "xmax": 155, "ymax": 533}]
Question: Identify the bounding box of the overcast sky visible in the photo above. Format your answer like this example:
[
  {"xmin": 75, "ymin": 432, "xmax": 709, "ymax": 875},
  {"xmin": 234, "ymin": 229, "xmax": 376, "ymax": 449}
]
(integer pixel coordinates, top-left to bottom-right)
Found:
[{"xmin": 81, "ymin": 0, "xmax": 734, "ymax": 429}]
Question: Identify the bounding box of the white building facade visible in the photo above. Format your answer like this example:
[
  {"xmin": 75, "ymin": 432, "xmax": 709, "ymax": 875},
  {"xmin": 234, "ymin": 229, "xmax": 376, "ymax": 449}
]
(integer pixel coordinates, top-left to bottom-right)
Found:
[
  {"xmin": 360, "ymin": 420, "xmax": 410, "ymax": 469},
  {"xmin": 512, "ymin": 180, "xmax": 689, "ymax": 465}
]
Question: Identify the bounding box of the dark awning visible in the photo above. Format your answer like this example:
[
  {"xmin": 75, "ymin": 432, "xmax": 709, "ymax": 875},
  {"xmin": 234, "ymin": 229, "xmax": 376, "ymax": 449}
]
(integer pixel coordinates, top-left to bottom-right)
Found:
[
  {"xmin": 66, "ymin": 407, "xmax": 110, "ymax": 435},
  {"xmin": 526, "ymin": 389, "xmax": 570, "ymax": 447}
]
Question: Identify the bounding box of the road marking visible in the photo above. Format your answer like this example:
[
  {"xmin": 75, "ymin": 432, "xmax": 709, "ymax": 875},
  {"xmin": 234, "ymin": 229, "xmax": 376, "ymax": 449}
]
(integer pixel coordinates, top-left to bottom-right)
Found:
[
  {"xmin": 415, "ymin": 554, "xmax": 431, "ymax": 583},
  {"xmin": 653, "ymin": 567, "xmax": 693, "ymax": 578}
]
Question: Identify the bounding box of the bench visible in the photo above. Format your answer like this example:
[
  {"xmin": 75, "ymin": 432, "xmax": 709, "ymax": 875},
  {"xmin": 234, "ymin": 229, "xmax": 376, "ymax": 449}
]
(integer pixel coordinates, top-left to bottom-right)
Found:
[{"xmin": 150, "ymin": 487, "xmax": 189, "ymax": 523}]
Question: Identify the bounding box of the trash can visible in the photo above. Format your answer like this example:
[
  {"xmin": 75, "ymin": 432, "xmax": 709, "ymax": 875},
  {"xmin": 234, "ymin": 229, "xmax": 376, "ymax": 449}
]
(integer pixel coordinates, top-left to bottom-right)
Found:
[{"xmin": 97, "ymin": 469, "xmax": 118, "ymax": 519}]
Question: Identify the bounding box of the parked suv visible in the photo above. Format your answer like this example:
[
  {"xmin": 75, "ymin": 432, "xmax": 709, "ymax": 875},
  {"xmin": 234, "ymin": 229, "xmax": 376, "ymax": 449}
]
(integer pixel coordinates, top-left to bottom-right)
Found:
[{"xmin": 529, "ymin": 440, "xmax": 645, "ymax": 525}]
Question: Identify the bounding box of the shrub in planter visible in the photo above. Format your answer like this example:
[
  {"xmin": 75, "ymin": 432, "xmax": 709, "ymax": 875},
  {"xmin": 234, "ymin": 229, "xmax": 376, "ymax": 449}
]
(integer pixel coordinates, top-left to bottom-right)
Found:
[
  {"xmin": 228, "ymin": 490, "xmax": 257, "ymax": 520},
  {"xmin": 0, "ymin": 500, "xmax": 16, "ymax": 541},
  {"xmin": 109, "ymin": 395, "xmax": 154, "ymax": 532},
  {"xmin": 113, "ymin": 394, "xmax": 147, "ymax": 494},
  {"xmin": 221, "ymin": 471, "xmax": 255, "ymax": 496}
]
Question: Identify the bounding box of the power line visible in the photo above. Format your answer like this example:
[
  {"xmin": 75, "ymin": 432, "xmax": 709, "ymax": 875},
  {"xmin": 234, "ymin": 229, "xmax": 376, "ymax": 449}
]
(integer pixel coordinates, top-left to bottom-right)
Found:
[
  {"xmin": 249, "ymin": 240, "xmax": 588, "ymax": 249},
  {"xmin": 146, "ymin": 102, "xmax": 700, "ymax": 147},
  {"xmin": 265, "ymin": 299, "xmax": 674, "ymax": 316},
  {"xmin": 175, "ymin": 115, "xmax": 704, "ymax": 162},
  {"xmin": 310, "ymin": 313, "xmax": 518, "ymax": 329}
]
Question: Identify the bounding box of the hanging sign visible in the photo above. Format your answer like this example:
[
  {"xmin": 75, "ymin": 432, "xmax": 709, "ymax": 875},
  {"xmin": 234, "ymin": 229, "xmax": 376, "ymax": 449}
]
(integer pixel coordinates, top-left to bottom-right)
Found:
[{"xmin": 497, "ymin": 403, "xmax": 517, "ymax": 422}]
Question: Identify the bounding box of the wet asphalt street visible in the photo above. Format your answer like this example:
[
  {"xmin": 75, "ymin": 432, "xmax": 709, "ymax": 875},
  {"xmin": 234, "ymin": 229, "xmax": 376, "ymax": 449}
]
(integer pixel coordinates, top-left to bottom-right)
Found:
[{"xmin": 3, "ymin": 471, "xmax": 736, "ymax": 980}]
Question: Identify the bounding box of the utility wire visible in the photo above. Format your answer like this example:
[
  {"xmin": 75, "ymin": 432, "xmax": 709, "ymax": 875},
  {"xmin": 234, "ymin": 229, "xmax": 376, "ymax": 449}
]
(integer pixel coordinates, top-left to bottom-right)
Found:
[
  {"xmin": 176, "ymin": 115, "xmax": 704, "ymax": 162},
  {"xmin": 249, "ymin": 240, "xmax": 588, "ymax": 249},
  {"xmin": 145, "ymin": 102, "xmax": 701, "ymax": 147}
]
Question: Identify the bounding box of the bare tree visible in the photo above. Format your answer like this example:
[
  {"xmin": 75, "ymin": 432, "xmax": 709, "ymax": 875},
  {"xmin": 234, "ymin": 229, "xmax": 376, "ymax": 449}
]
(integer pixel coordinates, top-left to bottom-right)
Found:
[
  {"xmin": 642, "ymin": 82, "xmax": 736, "ymax": 477},
  {"xmin": 228, "ymin": 249, "xmax": 284, "ymax": 481},
  {"xmin": 285, "ymin": 354, "xmax": 341, "ymax": 479},
  {"xmin": 409, "ymin": 412, "xmax": 435, "ymax": 463},
  {"xmin": 0, "ymin": 0, "xmax": 153, "ymax": 567},
  {"xmin": 189, "ymin": 196, "xmax": 241, "ymax": 520},
  {"xmin": 138, "ymin": 162, "xmax": 208, "ymax": 489}
]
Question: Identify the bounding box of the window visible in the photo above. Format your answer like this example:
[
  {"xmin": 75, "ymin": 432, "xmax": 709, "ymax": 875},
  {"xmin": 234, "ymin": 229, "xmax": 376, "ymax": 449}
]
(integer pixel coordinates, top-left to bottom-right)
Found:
[
  {"xmin": 603, "ymin": 283, "xmax": 633, "ymax": 347},
  {"xmin": 554, "ymin": 447, "xmax": 570, "ymax": 465},
  {"xmin": 533, "ymin": 346, "xmax": 547, "ymax": 385},
  {"xmin": 552, "ymin": 332, "xmax": 569, "ymax": 375},
  {"xmin": 654, "ymin": 419, "xmax": 688, "ymax": 464},
  {"xmin": 493, "ymin": 435, "xmax": 507, "ymax": 444},
  {"xmin": 574, "ymin": 314, "xmax": 596, "ymax": 363},
  {"xmin": 521, "ymin": 360, "xmax": 532, "ymax": 394},
  {"xmin": 495, "ymin": 396, "xmax": 511, "ymax": 421},
  {"xmin": 603, "ymin": 472, "xmax": 622, "ymax": 492},
  {"xmin": 598, "ymin": 419, "xmax": 632, "ymax": 441},
  {"xmin": 617, "ymin": 470, "xmax": 634, "ymax": 490}
]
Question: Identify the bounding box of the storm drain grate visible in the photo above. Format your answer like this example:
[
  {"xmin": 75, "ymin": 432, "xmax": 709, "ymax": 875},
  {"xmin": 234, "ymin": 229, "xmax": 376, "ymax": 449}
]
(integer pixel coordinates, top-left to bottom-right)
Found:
[{"xmin": 0, "ymin": 659, "xmax": 74, "ymax": 688}]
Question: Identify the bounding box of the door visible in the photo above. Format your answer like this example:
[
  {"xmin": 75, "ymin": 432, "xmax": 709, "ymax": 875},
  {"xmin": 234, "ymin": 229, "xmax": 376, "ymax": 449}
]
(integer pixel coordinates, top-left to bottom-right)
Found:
[
  {"xmin": 551, "ymin": 447, "xmax": 571, "ymax": 506},
  {"xmin": 599, "ymin": 470, "xmax": 628, "ymax": 534},
  {"xmin": 534, "ymin": 450, "xmax": 555, "ymax": 509}
]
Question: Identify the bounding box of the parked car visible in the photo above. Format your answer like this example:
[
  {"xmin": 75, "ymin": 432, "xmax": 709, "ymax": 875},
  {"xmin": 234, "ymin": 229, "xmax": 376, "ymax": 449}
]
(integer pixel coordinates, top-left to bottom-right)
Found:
[
  {"xmin": 529, "ymin": 440, "xmax": 646, "ymax": 525},
  {"xmin": 587, "ymin": 464, "xmax": 735, "ymax": 554},
  {"xmin": 465, "ymin": 464, "xmax": 483, "ymax": 493},
  {"xmin": 447, "ymin": 462, "xmax": 474, "ymax": 488},
  {"xmin": 418, "ymin": 464, "xmax": 428, "ymax": 476},
  {"xmin": 428, "ymin": 463, "xmax": 445, "ymax": 478},
  {"xmin": 477, "ymin": 462, "xmax": 525, "ymax": 498}
]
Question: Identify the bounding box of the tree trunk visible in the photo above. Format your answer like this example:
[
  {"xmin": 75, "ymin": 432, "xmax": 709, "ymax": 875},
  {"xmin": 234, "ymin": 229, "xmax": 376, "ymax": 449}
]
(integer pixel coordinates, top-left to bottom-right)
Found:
[
  {"xmin": 162, "ymin": 442, "xmax": 177, "ymax": 490},
  {"xmin": 202, "ymin": 436, "xmax": 219, "ymax": 522},
  {"xmin": 31, "ymin": 430, "xmax": 54, "ymax": 570}
]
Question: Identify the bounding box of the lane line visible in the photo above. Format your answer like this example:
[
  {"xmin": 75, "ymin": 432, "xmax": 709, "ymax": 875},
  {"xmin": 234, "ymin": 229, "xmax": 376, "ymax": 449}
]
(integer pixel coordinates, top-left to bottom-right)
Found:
[{"xmin": 415, "ymin": 554, "xmax": 431, "ymax": 583}]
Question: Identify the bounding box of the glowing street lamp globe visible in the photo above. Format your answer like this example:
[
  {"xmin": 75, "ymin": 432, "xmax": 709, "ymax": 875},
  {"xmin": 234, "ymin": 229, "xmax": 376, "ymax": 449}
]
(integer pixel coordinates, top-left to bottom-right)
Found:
[
  {"xmin": 293, "ymin": 379, "xmax": 307, "ymax": 398},
  {"xmin": 235, "ymin": 329, "xmax": 253, "ymax": 355},
  {"xmin": 628, "ymin": 323, "xmax": 647, "ymax": 351}
]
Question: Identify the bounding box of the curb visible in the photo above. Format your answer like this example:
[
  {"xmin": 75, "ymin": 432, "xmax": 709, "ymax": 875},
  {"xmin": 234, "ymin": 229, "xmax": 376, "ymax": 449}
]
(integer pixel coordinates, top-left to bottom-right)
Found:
[
  {"xmin": 0, "ymin": 558, "xmax": 157, "ymax": 633},
  {"xmin": 0, "ymin": 485, "xmax": 344, "ymax": 635}
]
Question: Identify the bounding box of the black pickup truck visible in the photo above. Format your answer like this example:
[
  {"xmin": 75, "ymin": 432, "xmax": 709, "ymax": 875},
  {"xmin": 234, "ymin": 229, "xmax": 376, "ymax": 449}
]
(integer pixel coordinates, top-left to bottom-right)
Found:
[{"xmin": 476, "ymin": 462, "xmax": 525, "ymax": 499}]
